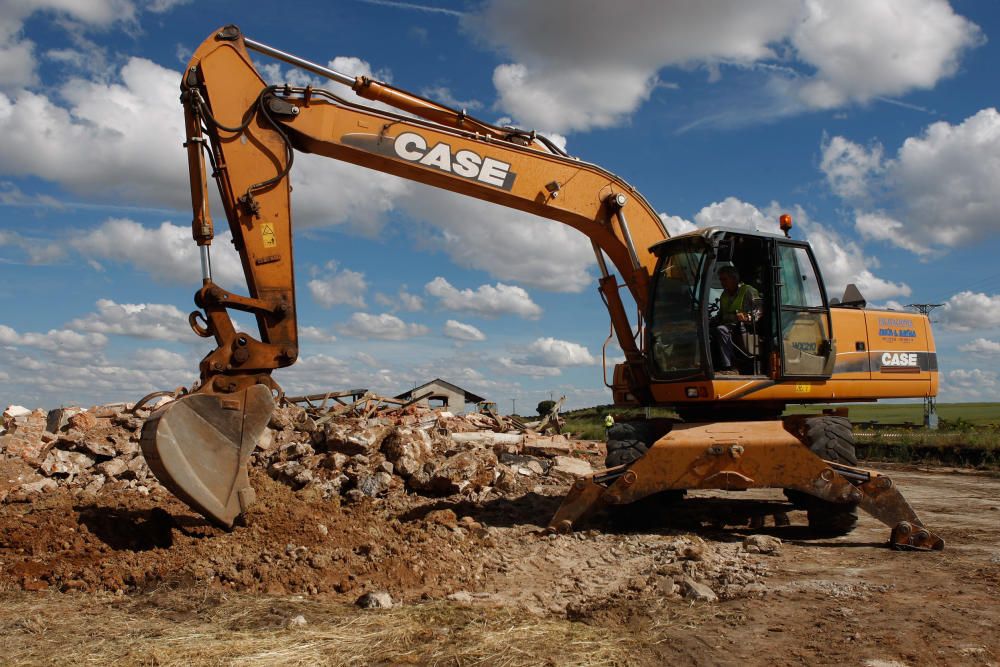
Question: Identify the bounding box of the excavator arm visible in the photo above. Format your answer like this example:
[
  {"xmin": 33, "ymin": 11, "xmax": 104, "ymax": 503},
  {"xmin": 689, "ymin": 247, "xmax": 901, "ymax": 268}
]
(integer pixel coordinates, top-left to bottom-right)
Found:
[{"xmin": 141, "ymin": 25, "xmax": 668, "ymax": 527}]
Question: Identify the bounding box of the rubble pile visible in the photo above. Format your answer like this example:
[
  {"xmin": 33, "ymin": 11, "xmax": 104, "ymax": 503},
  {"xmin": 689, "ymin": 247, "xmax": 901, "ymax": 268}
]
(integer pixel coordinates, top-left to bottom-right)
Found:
[
  {"xmin": 0, "ymin": 398, "xmax": 600, "ymax": 506},
  {"xmin": 1, "ymin": 403, "xmax": 159, "ymax": 501},
  {"xmin": 257, "ymin": 399, "xmax": 597, "ymax": 504}
]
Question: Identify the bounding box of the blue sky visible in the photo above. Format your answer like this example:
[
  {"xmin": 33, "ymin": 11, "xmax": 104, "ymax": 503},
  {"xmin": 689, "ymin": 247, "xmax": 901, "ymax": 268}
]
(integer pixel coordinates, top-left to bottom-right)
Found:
[{"xmin": 1, "ymin": 0, "xmax": 998, "ymax": 411}]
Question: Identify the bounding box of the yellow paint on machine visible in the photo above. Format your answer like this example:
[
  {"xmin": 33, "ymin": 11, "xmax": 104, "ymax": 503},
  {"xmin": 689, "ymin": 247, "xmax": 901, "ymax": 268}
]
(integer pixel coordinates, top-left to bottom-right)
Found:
[{"xmin": 261, "ymin": 223, "xmax": 277, "ymax": 248}]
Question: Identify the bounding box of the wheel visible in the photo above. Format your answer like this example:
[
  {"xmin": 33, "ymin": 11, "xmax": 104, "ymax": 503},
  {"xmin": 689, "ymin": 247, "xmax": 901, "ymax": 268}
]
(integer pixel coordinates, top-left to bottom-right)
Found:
[
  {"xmin": 605, "ymin": 421, "xmax": 652, "ymax": 468},
  {"xmin": 785, "ymin": 416, "xmax": 859, "ymax": 536}
]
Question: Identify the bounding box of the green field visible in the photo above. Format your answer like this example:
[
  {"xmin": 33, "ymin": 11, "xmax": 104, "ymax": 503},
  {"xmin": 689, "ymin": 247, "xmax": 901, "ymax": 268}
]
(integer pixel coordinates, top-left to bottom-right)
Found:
[{"xmin": 784, "ymin": 402, "xmax": 1000, "ymax": 426}]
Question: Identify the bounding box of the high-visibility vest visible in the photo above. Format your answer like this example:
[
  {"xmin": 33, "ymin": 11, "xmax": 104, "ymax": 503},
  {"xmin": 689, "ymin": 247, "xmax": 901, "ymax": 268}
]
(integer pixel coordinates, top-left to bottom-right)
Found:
[{"xmin": 720, "ymin": 284, "xmax": 755, "ymax": 323}]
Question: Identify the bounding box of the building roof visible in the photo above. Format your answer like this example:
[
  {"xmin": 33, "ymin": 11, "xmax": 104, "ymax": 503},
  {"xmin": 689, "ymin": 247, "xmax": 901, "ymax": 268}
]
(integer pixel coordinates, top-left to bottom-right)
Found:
[{"xmin": 395, "ymin": 378, "xmax": 486, "ymax": 404}]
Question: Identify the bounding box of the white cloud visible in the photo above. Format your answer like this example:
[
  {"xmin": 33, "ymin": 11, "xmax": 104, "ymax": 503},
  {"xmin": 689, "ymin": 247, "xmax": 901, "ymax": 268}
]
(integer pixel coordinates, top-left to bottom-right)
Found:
[
  {"xmin": 375, "ymin": 288, "xmax": 424, "ymax": 312},
  {"xmin": 336, "ymin": 312, "xmax": 429, "ymax": 340},
  {"xmin": 133, "ymin": 347, "xmax": 188, "ymax": 370},
  {"xmin": 307, "ymin": 261, "xmax": 367, "ymax": 308},
  {"xmin": 958, "ymin": 338, "xmax": 1000, "ymax": 355},
  {"xmin": 854, "ymin": 212, "xmax": 932, "ymax": 256},
  {"xmin": 942, "ymin": 368, "xmax": 998, "ymax": 401},
  {"xmin": 443, "ymin": 319, "xmax": 486, "ymax": 342},
  {"xmin": 519, "ymin": 337, "xmax": 598, "ymax": 367},
  {"xmin": 793, "ymin": 220, "xmax": 910, "ymax": 301},
  {"xmin": 791, "ymin": 0, "xmax": 981, "ymax": 109},
  {"xmin": 0, "ymin": 229, "xmax": 64, "ymax": 264},
  {"xmin": 68, "ymin": 299, "xmax": 192, "ymax": 341},
  {"xmin": 819, "ymin": 136, "xmax": 885, "ymax": 202},
  {"xmin": 299, "ymin": 326, "xmax": 337, "ymax": 344},
  {"xmin": 0, "ymin": 0, "xmax": 138, "ymax": 90},
  {"xmin": 420, "ymin": 86, "xmax": 483, "ymax": 111},
  {"xmin": 402, "ymin": 187, "xmax": 594, "ymax": 292},
  {"xmin": 825, "ymin": 109, "xmax": 1000, "ymax": 254},
  {"xmin": 939, "ymin": 292, "xmax": 1000, "ymax": 332},
  {"xmin": 0, "ymin": 324, "xmax": 106, "ymax": 360},
  {"xmin": 466, "ymin": 1, "xmax": 799, "ymax": 133},
  {"xmin": 145, "ymin": 0, "xmax": 191, "ymax": 13},
  {"xmin": 695, "ymin": 196, "xmax": 776, "ymax": 233},
  {"xmin": 464, "ymin": 0, "xmax": 980, "ymax": 132},
  {"xmin": 0, "ymin": 58, "xmax": 185, "ymax": 203},
  {"xmin": 659, "ymin": 213, "xmax": 697, "ymax": 237},
  {"xmin": 71, "ymin": 219, "xmax": 246, "ymax": 289},
  {"xmin": 691, "ymin": 198, "xmax": 911, "ymax": 301},
  {"xmin": 426, "ymin": 276, "xmax": 542, "ymax": 319},
  {"xmin": 0, "ymin": 46, "xmax": 594, "ymax": 296},
  {"xmin": 495, "ymin": 357, "xmax": 561, "ymax": 378}
]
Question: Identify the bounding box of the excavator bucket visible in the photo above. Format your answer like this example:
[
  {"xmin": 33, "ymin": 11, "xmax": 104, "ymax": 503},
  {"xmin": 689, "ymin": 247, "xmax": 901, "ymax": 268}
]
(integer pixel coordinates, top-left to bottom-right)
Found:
[{"xmin": 139, "ymin": 384, "xmax": 274, "ymax": 528}]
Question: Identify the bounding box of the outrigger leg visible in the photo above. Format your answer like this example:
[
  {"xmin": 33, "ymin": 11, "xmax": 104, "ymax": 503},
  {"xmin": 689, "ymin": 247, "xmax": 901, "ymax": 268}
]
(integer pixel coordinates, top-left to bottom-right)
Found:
[{"xmin": 549, "ymin": 419, "xmax": 944, "ymax": 551}]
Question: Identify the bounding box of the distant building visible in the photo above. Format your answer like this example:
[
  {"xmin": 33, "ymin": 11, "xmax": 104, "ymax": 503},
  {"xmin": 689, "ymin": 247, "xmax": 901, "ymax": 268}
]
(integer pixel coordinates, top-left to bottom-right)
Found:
[{"xmin": 395, "ymin": 379, "xmax": 486, "ymax": 414}]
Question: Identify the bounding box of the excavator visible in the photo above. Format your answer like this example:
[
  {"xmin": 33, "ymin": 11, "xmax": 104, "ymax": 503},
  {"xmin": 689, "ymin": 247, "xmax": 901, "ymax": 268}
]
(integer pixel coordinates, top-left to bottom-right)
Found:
[{"xmin": 140, "ymin": 25, "xmax": 944, "ymax": 550}]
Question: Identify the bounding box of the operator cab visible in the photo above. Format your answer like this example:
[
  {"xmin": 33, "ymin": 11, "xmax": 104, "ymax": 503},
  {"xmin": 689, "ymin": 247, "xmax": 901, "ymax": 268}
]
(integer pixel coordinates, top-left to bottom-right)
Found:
[{"xmin": 646, "ymin": 227, "xmax": 834, "ymax": 382}]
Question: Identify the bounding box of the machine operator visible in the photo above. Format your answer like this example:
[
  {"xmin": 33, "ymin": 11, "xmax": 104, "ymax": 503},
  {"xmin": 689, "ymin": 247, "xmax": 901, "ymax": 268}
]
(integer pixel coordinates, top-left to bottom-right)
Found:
[{"xmin": 710, "ymin": 265, "xmax": 759, "ymax": 375}]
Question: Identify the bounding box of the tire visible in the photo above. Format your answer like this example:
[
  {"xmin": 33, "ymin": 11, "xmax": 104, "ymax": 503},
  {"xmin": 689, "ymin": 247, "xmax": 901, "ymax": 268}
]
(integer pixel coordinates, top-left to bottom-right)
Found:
[
  {"xmin": 785, "ymin": 416, "xmax": 859, "ymax": 536},
  {"xmin": 605, "ymin": 421, "xmax": 652, "ymax": 468}
]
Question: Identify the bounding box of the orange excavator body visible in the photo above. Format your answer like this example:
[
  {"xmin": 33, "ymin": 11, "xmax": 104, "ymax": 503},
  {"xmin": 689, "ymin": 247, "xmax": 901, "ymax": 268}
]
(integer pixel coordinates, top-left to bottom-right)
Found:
[{"xmin": 139, "ymin": 26, "xmax": 942, "ymax": 550}]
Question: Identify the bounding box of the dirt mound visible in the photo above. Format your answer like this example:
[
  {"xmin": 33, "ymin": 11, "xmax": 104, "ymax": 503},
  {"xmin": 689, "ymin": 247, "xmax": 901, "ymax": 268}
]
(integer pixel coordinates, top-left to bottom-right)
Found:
[{"xmin": 0, "ymin": 400, "xmax": 774, "ymax": 612}]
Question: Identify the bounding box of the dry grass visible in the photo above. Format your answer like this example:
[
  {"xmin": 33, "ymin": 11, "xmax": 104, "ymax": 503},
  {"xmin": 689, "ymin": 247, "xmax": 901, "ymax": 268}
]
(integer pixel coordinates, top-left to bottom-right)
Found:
[{"xmin": 0, "ymin": 588, "xmax": 632, "ymax": 666}]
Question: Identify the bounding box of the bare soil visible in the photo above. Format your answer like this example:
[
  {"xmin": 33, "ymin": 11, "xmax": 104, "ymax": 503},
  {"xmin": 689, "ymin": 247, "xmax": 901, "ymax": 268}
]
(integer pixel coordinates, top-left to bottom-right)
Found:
[{"xmin": 1, "ymin": 463, "xmax": 998, "ymax": 666}]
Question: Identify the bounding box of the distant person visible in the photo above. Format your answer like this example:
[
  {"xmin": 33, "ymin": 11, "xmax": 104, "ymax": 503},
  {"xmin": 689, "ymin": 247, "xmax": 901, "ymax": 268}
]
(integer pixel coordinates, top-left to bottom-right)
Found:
[{"xmin": 710, "ymin": 266, "xmax": 759, "ymax": 375}]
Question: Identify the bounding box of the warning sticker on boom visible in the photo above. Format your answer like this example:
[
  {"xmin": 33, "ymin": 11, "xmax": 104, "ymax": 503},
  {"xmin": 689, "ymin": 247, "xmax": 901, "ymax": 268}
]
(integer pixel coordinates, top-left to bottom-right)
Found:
[{"xmin": 262, "ymin": 223, "xmax": 276, "ymax": 248}]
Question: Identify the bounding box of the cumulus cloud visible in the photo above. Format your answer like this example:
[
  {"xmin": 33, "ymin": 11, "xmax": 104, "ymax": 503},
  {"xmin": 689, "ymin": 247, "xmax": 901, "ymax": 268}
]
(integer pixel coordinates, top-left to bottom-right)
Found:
[
  {"xmin": 695, "ymin": 197, "xmax": 776, "ymax": 233},
  {"xmin": 824, "ymin": 109, "xmax": 1000, "ymax": 254},
  {"xmin": 426, "ymin": 276, "xmax": 542, "ymax": 319},
  {"xmin": 68, "ymin": 299, "xmax": 192, "ymax": 341},
  {"xmin": 495, "ymin": 357, "xmax": 562, "ymax": 378},
  {"xmin": 443, "ymin": 319, "xmax": 486, "ymax": 342},
  {"xmin": 692, "ymin": 198, "xmax": 910, "ymax": 301},
  {"xmin": 0, "ymin": 46, "xmax": 595, "ymax": 296},
  {"xmin": 519, "ymin": 337, "xmax": 598, "ymax": 367},
  {"xmin": 0, "ymin": 58, "xmax": 186, "ymax": 203},
  {"xmin": 854, "ymin": 212, "xmax": 932, "ymax": 256},
  {"xmin": 0, "ymin": 324, "xmax": 107, "ymax": 360},
  {"xmin": 299, "ymin": 326, "xmax": 337, "ymax": 344},
  {"xmin": 942, "ymin": 368, "xmax": 998, "ymax": 401},
  {"xmin": 71, "ymin": 219, "xmax": 246, "ymax": 289},
  {"xmin": 465, "ymin": 0, "xmax": 799, "ymax": 132},
  {"xmin": 660, "ymin": 213, "xmax": 697, "ymax": 237},
  {"xmin": 801, "ymin": 222, "xmax": 910, "ymax": 301},
  {"xmin": 791, "ymin": 0, "xmax": 981, "ymax": 109},
  {"xmin": 402, "ymin": 186, "xmax": 595, "ymax": 292},
  {"xmin": 133, "ymin": 347, "xmax": 188, "ymax": 370},
  {"xmin": 0, "ymin": 0, "xmax": 138, "ymax": 90},
  {"xmin": 939, "ymin": 292, "xmax": 1000, "ymax": 332},
  {"xmin": 819, "ymin": 136, "xmax": 885, "ymax": 202},
  {"xmin": 0, "ymin": 229, "xmax": 64, "ymax": 264},
  {"xmin": 308, "ymin": 261, "xmax": 368, "ymax": 308},
  {"xmin": 958, "ymin": 338, "xmax": 1000, "ymax": 355},
  {"xmin": 336, "ymin": 312, "xmax": 429, "ymax": 340},
  {"xmin": 375, "ymin": 288, "xmax": 424, "ymax": 312},
  {"xmin": 463, "ymin": 0, "xmax": 980, "ymax": 133}
]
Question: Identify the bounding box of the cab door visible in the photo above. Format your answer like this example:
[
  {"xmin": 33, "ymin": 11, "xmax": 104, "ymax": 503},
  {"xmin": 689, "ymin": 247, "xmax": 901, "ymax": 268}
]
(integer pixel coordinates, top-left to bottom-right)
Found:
[{"xmin": 774, "ymin": 242, "xmax": 835, "ymax": 378}]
